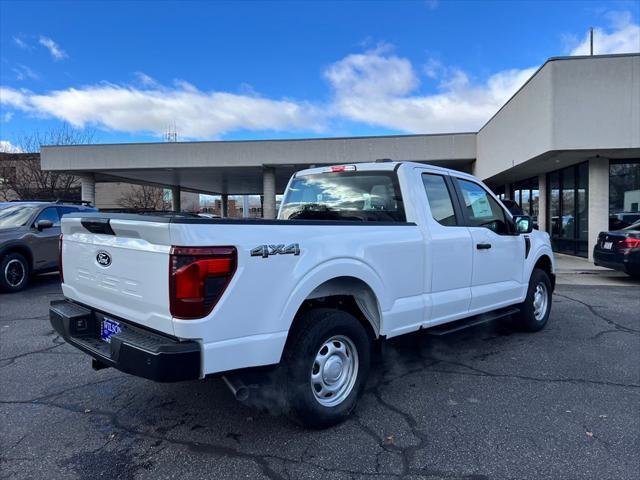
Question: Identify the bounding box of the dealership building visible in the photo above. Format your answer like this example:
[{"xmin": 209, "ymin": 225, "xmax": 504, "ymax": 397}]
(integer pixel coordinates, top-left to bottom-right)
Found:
[{"xmin": 41, "ymin": 53, "xmax": 640, "ymax": 260}]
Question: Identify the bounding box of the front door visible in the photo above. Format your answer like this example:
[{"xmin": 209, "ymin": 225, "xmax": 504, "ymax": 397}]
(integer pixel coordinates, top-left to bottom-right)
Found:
[
  {"xmin": 28, "ymin": 207, "xmax": 61, "ymax": 271},
  {"xmin": 454, "ymin": 178, "xmax": 525, "ymax": 312}
]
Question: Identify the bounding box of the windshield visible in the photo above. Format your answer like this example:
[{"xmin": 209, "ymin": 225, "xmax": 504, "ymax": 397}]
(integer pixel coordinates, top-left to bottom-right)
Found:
[
  {"xmin": 279, "ymin": 171, "xmax": 406, "ymax": 222},
  {"xmin": 0, "ymin": 205, "xmax": 37, "ymax": 229}
]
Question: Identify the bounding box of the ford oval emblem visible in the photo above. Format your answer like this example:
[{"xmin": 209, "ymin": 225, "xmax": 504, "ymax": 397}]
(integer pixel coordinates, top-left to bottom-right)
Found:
[{"xmin": 96, "ymin": 251, "xmax": 112, "ymax": 267}]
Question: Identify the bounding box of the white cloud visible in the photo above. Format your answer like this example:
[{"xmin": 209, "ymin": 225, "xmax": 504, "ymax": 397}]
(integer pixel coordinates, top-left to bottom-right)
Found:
[
  {"xmin": 423, "ymin": 57, "xmax": 443, "ymax": 79},
  {"xmin": 325, "ymin": 47, "xmax": 536, "ymax": 133},
  {"xmin": 325, "ymin": 45, "xmax": 419, "ymax": 99},
  {"xmin": 0, "ymin": 140, "xmax": 23, "ymax": 153},
  {"xmin": 134, "ymin": 72, "xmax": 159, "ymax": 88},
  {"xmin": 3, "ymin": 111, "xmax": 14, "ymax": 122},
  {"xmin": 568, "ymin": 11, "xmax": 640, "ymax": 55},
  {"xmin": 39, "ymin": 36, "xmax": 68, "ymax": 60},
  {"xmin": 0, "ymin": 87, "xmax": 31, "ymax": 110},
  {"xmin": 0, "ymin": 83, "xmax": 325, "ymax": 139},
  {"xmin": 12, "ymin": 64, "xmax": 39, "ymax": 81},
  {"xmin": 13, "ymin": 36, "xmax": 30, "ymax": 50}
]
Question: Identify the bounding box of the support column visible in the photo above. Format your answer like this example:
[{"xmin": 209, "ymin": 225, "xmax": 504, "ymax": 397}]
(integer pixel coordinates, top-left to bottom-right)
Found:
[
  {"xmin": 537, "ymin": 174, "xmax": 547, "ymax": 232},
  {"xmin": 78, "ymin": 173, "xmax": 95, "ymax": 206},
  {"xmin": 588, "ymin": 158, "xmax": 609, "ymax": 261},
  {"xmin": 171, "ymin": 186, "xmax": 181, "ymax": 212},
  {"xmin": 262, "ymin": 166, "xmax": 276, "ymax": 219},
  {"xmin": 242, "ymin": 195, "xmax": 249, "ymax": 218},
  {"xmin": 221, "ymin": 194, "xmax": 229, "ymax": 218},
  {"xmin": 503, "ymin": 184, "xmax": 511, "ymax": 200}
]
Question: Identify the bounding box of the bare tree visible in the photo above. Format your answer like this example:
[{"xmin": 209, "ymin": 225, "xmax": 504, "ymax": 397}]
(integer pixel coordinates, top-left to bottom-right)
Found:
[
  {"xmin": 0, "ymin": 123, "xmax": 95, "ymax": 201},
  {"xmin": 118, "ymin": 184, "xmax": 170, "ymax": 211}
]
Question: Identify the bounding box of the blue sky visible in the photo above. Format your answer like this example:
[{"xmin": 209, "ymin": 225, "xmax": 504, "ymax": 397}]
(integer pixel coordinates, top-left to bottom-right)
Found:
[{"xmin": 1, "ymin": 0, "xmax": 639, "ymax": 150}]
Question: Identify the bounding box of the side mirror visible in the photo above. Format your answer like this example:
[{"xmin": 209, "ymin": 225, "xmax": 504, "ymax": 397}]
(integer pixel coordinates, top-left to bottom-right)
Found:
[
  {"xmin": 513, "ymin": 215, "xmax": 533, "ymax": 234},
  {"xmin": 36, "ymin": 219, "xmax": 54, "ymax": 231}
]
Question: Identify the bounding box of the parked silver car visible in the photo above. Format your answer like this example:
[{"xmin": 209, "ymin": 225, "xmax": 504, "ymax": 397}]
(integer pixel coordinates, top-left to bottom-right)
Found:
[{"xmin": 0, "ymin": 201, "xmax": 97, "ymax": 292}]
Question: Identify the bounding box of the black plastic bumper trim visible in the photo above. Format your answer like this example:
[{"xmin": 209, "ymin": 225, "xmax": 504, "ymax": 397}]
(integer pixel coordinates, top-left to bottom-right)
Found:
[{"xmin": 50, "ymin": 299, "xmax": 201, "ymax": 382}]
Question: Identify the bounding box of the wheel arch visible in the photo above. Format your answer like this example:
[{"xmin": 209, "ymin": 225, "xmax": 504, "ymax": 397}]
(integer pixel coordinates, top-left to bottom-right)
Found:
[
  {"xmin": 532, "ymin": 253, "xmax": 555, "ymax": 291},
  {"xmin": 279, "ymin": 260, "xmax": 387, "ymax": 347},
  {"xmin": 0, "ymin": 243, "xmax": 33, "ymax": 271}
]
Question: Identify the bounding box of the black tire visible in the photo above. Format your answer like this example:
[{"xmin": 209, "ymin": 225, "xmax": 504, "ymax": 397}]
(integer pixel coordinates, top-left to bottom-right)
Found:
[
  {"xmin": 283, "ymin": 308, "xmax": 371, "ymax": 429},
  {"xmin": 0, "ymin": 252, "xmax": 30, "ymax": 293},
  {"xmin": 514, "ymin": 268, "xmax": 552, "ymax": 332}
]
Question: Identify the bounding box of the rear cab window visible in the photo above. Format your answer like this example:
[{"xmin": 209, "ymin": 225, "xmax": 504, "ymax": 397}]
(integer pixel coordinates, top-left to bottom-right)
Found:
[
  {"xmin": 279, "ymin": 171, "xmax": 406, "ymax": 222},
  {"xmin": 422, "ymin": 173, "xmax": 458, "ymax": 226}
]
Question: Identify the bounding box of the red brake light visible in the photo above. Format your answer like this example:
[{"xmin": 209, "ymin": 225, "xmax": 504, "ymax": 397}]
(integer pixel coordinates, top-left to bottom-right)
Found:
[
  {"xmin": 617, "ymin": 237, "xmax": 640, "ymax": 251},
  {"xmin": 58, "ymin": 234, "xmax": 64, "ymax": 283},
  {"xmin": 169, "ymin": 246, "xmax": 236, "ymax": 319},
  {"xmin": 329, "ymin": 165, "xmax": 356, "ymax": 173}
]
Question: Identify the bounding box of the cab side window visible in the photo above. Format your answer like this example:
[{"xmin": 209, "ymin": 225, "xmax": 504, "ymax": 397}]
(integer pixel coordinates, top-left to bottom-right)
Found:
[
  {"xmin": 422, "ymin": 173, "xmax": 458, "ymax": 226},
  {"xmin": 456, "ymin": 179, "xmax": 508, "ymax": 234},
  {"xmin": 35, "ymin": 207, "xmax": 61, "ymax": 227}
]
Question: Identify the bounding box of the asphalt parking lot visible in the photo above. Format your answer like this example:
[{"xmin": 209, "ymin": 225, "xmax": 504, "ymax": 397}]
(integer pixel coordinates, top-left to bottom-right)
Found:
[{"xmin": 1, "ymin": 275, "xmax": 639, "ymax": 480}]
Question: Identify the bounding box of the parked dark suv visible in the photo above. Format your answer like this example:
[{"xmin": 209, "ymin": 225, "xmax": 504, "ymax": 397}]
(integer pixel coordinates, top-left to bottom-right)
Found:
[{"xmin": 0, "ymin": 201, "xmax": 97, "ymax": 292}]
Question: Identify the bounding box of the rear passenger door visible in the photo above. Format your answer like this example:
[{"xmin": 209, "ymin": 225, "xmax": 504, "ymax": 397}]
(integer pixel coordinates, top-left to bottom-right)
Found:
[
  {"xmin": 420, "ymin": 172, "xmax": 473, "ymax": 325},
  {"xmin": 452, "ymin": 177, "xmax": 525, "ymax": 312}
]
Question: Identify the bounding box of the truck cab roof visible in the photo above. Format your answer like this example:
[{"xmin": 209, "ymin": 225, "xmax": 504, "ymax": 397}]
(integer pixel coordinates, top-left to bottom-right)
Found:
[{"xmin": 294, "ymin": 161, "xmax": 475, "ymax": 180}]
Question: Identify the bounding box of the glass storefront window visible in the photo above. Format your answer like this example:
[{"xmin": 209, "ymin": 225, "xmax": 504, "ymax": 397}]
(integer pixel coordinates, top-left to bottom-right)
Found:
[
  {"xmin": 609, "ymin": 161, "xmax": 640, "ymax": 230},
  {"xmin": 511, "ymin": 177, "xmax": 539, "ymax": 221},
  {"xmin": 547, "ymin": 162, "xmax": 588, "ymax": 257}
]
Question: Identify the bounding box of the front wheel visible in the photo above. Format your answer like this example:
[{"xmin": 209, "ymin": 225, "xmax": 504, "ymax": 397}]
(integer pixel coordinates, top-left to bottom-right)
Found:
[
  {"xmin": 514, "ymin": 268, "xmax": 552, "ymax": 332},
  {"xmin": 283, "ymin": 308, "xmax": 371, "ymax": 429},
  {"xmin": 0, "ymin": 253, "xmax": 30, "ymax": 293}
]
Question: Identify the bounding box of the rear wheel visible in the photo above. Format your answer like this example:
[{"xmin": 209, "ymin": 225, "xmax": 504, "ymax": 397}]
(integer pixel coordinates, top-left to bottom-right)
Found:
[
  {"xmin": 283, "ymin": 308, "xmax": 371, "ymax": 429},
  {"xmin": 0, "ymin": 253, "xmax": 30, "ymax": 293},
  {"xmin": 514, "ymin": 268, "xmax": 552, "ymax": 332}
]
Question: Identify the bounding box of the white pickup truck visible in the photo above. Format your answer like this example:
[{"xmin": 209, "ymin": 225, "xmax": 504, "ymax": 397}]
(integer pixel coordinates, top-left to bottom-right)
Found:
[{"xmin": 50, "ymin": 161, "xmax": 555, "ymax": 428}]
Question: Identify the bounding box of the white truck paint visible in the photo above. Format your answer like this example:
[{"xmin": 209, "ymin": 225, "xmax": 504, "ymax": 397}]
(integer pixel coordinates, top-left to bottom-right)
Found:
[{"xmin": 52, "ymin": 161, "xmax": 555, "ymax": 427}]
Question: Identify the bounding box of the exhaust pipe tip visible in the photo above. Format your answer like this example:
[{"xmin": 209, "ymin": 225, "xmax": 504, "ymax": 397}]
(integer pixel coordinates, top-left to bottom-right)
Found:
[{"xmin": 222, "ymin": 375, "xmax": 250, "ymax": 402}]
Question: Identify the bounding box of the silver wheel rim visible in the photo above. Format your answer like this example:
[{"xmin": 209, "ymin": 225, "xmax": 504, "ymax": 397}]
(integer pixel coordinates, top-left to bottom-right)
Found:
[
  {"xmin": 310, "ymin": 335, "xmax": 359, "ymax": 407},
  {"xmin": 533, "ymin": 282, "xmax": 548, "ymax": 321},
  {"xmin": 5, "ymin": 259, "xmax": 25, "ymax": 288}
]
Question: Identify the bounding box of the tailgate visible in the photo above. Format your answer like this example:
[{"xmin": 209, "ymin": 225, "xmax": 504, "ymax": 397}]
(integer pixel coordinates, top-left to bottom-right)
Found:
[{"xmin": 61, "ymin": 215, "xmax": 175, "ymax": 335}]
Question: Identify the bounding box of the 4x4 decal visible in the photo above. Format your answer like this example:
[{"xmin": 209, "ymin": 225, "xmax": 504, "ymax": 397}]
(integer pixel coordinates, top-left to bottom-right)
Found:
[{"xmin": 251, "ymin": 243, "xmax": 300, "ymax": 258}]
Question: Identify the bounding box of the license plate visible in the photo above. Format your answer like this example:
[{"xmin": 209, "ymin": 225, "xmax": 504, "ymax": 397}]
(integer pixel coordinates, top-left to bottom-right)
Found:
[
  {"xmin": 603, "ymin": 241, "xmax": 613, "ymax": 250},
  {"xmin": 101, "ymin": 317, "xmax": 121, "ymax": 343}
]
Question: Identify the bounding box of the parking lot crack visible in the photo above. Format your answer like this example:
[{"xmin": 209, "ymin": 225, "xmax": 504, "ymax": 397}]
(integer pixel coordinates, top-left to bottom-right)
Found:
[
  {"xmin": 0, "ymin": 341, "xmax": 66, "ymax": 367},
  {"xmin": 426, "ymin": 359, "xmax": 640, "ymax": 389},
  {"xmin": 555, "ymin": 293, "xmax": 640, "ymax": 335}
]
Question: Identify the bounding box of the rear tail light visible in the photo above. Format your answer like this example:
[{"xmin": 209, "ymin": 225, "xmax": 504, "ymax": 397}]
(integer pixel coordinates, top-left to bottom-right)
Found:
[
  {"xmin": 169, "ymin": 246, "xmax": 237, "ymax": 319},
  {"xmin": 616, "ymin": 237, "xmax": 640, "ymax": 252},
  {"xmin": 58, "ymin": 234, "xmax": 64, "ymax": 283}
]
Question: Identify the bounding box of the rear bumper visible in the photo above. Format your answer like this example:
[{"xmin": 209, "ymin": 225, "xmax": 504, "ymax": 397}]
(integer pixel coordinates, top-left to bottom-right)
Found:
[
  {"xmin": 50, "ymin": 299, "xmax": 201, "ymax": 382},
  {"xmin": 593, "ymin": 248, "xmax": 640, "ymax": 275}
]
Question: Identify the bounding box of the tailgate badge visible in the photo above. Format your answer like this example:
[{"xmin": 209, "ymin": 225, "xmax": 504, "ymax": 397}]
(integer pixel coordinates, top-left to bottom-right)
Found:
[{"xmin": 96, "ymin": 251, "xmax": 112, "ymax": 267}]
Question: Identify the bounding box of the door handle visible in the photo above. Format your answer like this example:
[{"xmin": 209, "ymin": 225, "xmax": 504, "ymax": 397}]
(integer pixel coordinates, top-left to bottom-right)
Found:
[{"xmin": 476, "ymin": 243, "xmax": 492, "ymax": 250}]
